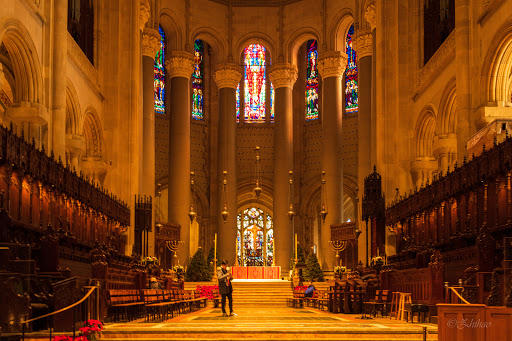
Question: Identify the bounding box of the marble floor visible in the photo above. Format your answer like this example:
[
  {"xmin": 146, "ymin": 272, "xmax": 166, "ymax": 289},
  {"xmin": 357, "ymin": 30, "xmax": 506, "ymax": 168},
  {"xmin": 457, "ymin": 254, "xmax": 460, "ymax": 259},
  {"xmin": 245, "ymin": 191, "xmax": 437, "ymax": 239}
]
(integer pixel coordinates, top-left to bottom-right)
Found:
[{"xmin": 101, "ymin": 306, "xmax": 438, "ymax": 340}]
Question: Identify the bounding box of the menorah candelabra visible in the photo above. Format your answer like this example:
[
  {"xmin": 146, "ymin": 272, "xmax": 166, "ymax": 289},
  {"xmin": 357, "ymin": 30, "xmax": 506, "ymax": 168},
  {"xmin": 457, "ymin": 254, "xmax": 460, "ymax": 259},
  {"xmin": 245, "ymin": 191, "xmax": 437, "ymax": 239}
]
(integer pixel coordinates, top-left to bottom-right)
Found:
[
  {"xmin": 166, "ymin": 240, "xmax": 184, "ymax": 263},
  {"xmin": 329, "ymin": 240, "xmax": 348, "ymax": 266}
]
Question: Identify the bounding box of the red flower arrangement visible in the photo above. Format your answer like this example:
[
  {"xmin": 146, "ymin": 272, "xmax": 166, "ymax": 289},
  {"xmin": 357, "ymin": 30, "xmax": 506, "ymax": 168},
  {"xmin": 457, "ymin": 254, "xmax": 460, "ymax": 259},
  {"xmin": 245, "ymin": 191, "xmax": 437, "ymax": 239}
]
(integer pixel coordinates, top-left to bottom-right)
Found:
[
  {"xmin": 294, "ymin": 285, "xmax": 308, "ymax": 291},
  {"xmin": 53, "ymin": 320, "xmax": 103, "ymax": 341},
  {"xmin": 196, "ymin": 285, "xmax": 219, "ymax": 300}
]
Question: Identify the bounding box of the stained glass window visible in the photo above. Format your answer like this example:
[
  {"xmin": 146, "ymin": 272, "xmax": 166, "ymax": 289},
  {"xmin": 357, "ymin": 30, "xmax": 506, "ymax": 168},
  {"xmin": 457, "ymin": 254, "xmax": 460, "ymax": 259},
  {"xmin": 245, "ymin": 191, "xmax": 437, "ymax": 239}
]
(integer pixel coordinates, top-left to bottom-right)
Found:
[
  {"xmin": 244, "ymin": 44, "xmax": 266, "ymax": 123},
  {"xmin": 236, "ymin": 207, "xmax": 274, "ymax": 266},
  {"xmin": 236, "ymin": 83, "xmax": 240, "ymax": 123},
  {"xmin": 345, "ymin": 25, "xmax": 358, "ymax": 114},
  {"xmin": 306, "ymin": 40, "xmax": 319, "ymax": 120},
  {"xmin": 192, "ymin": 40, "xmax": 204, "ymax": 120},
  {"xmin": 154, "ymin": 26, "xmax": 165, "ymax": 114},
  {"xmin": 270, "ymin": 82, "xmax": 275, "ymax": 122}
]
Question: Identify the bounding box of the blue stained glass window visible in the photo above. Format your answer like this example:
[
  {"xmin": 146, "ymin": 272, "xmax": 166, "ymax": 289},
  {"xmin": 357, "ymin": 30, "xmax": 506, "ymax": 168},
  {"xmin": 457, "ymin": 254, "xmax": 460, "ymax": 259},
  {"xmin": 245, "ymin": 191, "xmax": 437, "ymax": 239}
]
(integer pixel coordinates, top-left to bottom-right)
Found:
[
  {"xmin": 192, "ymin": 39, "xmax": 204, "ymax": 120},
  {"xmin": 154, "ymin": 26, "xmax": 165, "ymax": 114},
  {"xmin": 345, "ymin": 25, "xmax": 358, "ymax": 114},
  {"xmin": 306, "ymin": 40, "xmax": 319, "ymax": 120}
]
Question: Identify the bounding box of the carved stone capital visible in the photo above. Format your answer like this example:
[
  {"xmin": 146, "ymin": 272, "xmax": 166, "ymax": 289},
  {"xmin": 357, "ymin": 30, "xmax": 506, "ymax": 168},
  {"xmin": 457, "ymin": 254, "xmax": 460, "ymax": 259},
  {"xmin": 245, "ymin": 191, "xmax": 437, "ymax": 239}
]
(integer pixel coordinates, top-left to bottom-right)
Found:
[
  {"xmin": 268, "ymin": 63, "xmax": 298, "ymax": 89},
  {"xmin": 65, "ymin": 134, "xmax": 86, "ymax": 155},
  {"xmin": 165, "ymin": 51, "xmax": 195, "ymax": 79},
  {"xmin": 318, "ymin": 51, "xmax": 348, "ymax": 79},
  {"xmin": 142, "ymin": 28, "xmax": 161, "ymax": 58},
  {"xmin": 139, "ymin": 0, "xmax": 150, "ymax": 31},
  {"xmin": 353, "ymin": 31, "xmax": 373, "ymax": 58},
  {"xmin": 364, "ymin": 0, "xmax": 376, "ymax": 30},
  {"xmin": 213, "ymin": 63, "xmax": 243, "ymax": 89},
  {"xmin": 432, "ymin": 134, "xmax": 457, "ymax": 156}
]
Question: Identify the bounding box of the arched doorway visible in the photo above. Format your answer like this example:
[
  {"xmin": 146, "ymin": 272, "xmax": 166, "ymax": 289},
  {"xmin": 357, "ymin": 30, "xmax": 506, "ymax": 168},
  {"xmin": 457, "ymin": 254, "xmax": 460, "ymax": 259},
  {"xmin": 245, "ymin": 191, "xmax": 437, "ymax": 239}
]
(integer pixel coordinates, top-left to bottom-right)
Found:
[{"xmin": 236, "ymin": 207, "xmax": 274, "ymax": 266}]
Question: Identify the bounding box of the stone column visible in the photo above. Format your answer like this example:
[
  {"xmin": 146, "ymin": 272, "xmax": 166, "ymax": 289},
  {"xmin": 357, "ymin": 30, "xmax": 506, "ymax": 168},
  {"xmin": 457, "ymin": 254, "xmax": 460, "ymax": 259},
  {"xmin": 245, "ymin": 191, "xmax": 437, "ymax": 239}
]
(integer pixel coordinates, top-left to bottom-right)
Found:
[
  {"xmin": 362, "ymin": 0, "xmax": 377, "ymax": 267},
  {"xmin": 269, "ymin": 63, "xmax": 297, "ymax": 273},
  {"xmin": 455, "ymin": 0, "xmax": 471, "ymax": 162},
  {"xmin": 318, "ymin": 51, "xmax": 347, "ymax": 270},
  {"xmin": 166, "ymin": 52, "xmax": 194, "ymax": 265},
  {"xmin": 213, "ymin": 64, "xmax": 242, "ymax": 265},
  {"xmin": 51, "ymin": 0, "xmax": 68, "ymax": 159},
  {"xmin": 354, "ymin": 30, "xmax": 373, "ymax": 264},
  {"xmin": 142, "ymin": 28, "xmax": 161, "ymax": 256}
]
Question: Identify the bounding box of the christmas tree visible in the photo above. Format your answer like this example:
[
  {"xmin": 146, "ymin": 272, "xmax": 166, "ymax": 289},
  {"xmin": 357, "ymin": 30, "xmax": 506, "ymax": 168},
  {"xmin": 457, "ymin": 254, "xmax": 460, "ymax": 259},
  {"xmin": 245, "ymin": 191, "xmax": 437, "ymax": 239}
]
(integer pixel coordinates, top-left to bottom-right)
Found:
[
  {"xmin": 304, "ymin": 252, "xmax": 324, "ymax": 282},
  {"xmin": 185, "ymin": 247, "xmax": 212, "ymax": 281}
]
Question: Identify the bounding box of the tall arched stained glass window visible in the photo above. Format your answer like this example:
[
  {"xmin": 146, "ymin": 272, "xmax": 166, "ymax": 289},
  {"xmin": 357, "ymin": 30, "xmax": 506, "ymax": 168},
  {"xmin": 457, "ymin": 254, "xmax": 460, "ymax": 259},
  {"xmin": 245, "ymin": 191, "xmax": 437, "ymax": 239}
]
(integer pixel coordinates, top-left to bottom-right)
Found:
[
  {"xmin": 270, "ymin": 82, "xmax": 275, "ymax": 122},
  {"xmin": 306, "ymin": 40, "xmax": 319, "ymax": 120},
  {"xmin": 236, "ymin": 83, "xmax": 240, "ymax": 123},
  {"xmin": 345, "ymin": 25, "xmax": 358, "ymax": 114},
  {"xmin": 154, "ymin": 26, "xmax": 165, "ymax": 114},
  {"xmin": 244, "ymin": 44, "xmax": 266, "ymax": 123},
  {"xmin": 192, "ymin": 39, "xmax": 204, "ymax": 120}
]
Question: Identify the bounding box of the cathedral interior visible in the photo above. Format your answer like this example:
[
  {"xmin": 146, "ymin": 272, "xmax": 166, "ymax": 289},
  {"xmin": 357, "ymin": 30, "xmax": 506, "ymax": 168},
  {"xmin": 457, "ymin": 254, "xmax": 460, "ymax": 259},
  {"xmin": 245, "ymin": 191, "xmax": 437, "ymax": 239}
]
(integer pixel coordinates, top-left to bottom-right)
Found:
[{"xmin": 0, "ymin": 0, "xmax": 511, "ymax": 340}]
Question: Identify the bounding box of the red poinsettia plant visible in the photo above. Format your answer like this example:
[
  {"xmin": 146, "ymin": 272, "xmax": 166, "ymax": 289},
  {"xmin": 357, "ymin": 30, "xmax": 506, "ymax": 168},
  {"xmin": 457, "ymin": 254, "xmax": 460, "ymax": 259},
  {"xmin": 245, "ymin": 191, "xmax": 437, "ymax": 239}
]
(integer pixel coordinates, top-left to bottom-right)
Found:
[
  {"xmin": 53, "ymin": 319, "xmax": 103, "ymax": 341},
  {"xmin": 196, "ymin": 285, "xmax": 219, "ymax": 300},
  {"xmin": 294, "ymin": 285, "xmax": 308, "ymax": 291}
]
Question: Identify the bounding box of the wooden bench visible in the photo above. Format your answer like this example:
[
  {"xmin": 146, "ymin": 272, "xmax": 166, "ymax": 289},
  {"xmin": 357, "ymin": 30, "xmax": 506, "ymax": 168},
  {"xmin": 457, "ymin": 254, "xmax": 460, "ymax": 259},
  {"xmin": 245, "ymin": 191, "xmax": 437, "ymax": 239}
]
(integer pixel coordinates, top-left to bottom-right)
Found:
[
  {"xmin": 107, "ymin": 289, "xmax": 145, "ymax": 322},
  {"xmin": 288, "ymin": 289, "xmax": 305, "ymax": 308},
  {"xmin": 143, "ymin": 289, "xmax": 176, "ymax": 322}
]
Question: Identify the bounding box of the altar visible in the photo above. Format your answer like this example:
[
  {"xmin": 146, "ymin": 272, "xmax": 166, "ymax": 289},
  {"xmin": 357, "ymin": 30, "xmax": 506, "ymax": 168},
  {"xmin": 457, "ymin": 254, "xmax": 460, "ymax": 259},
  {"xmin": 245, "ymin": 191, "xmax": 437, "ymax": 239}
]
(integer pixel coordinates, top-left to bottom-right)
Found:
[{"xmin": 231, "ymin": 266, "xmax": 281, "ymax": 279}]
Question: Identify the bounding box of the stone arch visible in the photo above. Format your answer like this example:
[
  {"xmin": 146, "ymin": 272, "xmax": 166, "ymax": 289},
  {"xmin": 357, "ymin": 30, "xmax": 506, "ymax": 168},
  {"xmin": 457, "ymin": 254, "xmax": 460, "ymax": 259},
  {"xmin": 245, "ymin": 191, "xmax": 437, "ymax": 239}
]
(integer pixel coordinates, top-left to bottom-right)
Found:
[
  {"xmin": 234, "ymin": 33, "xmax": 277, "ymax": 65},
  {"xmin": 82, "ymin": 107, "xmax": 103, "ymax": 158},
  {"xmin": 0, "ymin": 19, "xmax": 43, "ymax": 104},
  {"xmin": 237, "ymin": 177, "xmax": 273, "ymax": 213},
  {"xmin": 437, "ymin": 79, "xmax": 456, "ymax": 135},
  {"xmin": 160, "ymin": 9, "xmax": 184, "ymax": 52},
  {"xmin": 191, "ymin": 27, "xmax": 227, "ymax": 64},
  {"xmin": 414, "ymin": 105, "xmax": 437, "ymax": 158},
  {"xmin": 481, "ymin": 18, "xmax": 512, "ymax": 104},
  {"xmin": 343, "ymin": 176, "xmax": 358, "ymax": 223},
  {"xmin": 65, "ymin": 79, "xmax": 81, "ymax": 135},
  {"xmin": 286, "ymin": 27, "xmax": 321, "ymax": 66},
  {"xmin": 327, "ymin": 8, "xmax": 355, "ymax": 52}
]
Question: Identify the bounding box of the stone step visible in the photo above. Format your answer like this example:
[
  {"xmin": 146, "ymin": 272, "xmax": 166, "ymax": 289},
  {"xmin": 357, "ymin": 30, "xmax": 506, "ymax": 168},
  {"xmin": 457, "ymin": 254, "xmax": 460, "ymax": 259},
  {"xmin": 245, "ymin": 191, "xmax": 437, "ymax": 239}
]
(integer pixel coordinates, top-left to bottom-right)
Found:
[{"xmin": 100, "ymin": 332, "xmax": 437, "ymax": 341}]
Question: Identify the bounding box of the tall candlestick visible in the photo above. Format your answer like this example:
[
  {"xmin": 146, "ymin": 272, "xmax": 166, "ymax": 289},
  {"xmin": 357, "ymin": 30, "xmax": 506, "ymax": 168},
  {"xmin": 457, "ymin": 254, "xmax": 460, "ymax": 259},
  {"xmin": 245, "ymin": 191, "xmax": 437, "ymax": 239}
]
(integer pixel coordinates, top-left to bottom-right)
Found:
[
  {"xmin": 212, "ymin": 233, "xmax": 218, "ymax": 282},
  {"xmin": 295, "ymin": 233, "xmax": 298, "ymax": 260}
]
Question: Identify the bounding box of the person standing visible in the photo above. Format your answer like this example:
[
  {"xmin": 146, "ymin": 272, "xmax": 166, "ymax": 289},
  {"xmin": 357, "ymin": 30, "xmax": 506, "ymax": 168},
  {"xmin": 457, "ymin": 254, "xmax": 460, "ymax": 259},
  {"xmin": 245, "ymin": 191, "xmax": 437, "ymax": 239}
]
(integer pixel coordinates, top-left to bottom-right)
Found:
[{"xmin": 217, "ymin": 259, "xmax": 237, "ymax": 317}]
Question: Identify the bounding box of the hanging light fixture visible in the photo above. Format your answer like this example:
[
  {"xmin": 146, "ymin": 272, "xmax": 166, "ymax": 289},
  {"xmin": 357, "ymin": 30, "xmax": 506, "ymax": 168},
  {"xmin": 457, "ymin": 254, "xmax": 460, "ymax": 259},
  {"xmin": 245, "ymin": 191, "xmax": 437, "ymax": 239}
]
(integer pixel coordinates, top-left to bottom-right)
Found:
[
  {"xmin": 221, "ymin": 170, "xmax": 229, "ymax": 223},
  {"xmin": 253, "ymin": 146, "xmax": 262, "ymax": 199},
  {"xmin": 288, "ymin": 171, "xmax": 295, "ymax": 222},
  {"xmin": 188, "ymin": 172, "xmax": 197, "ymax": 222},
  {"xmin": 320, "ymin": 171, "xmax": 328, "ymax": 222}
]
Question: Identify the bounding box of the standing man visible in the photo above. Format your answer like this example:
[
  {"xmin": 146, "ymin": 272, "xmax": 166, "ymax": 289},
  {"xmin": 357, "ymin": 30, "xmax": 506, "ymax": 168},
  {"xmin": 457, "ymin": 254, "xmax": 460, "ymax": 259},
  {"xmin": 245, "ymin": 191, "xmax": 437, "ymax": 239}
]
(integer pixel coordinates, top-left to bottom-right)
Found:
[{"xmin": 218, "ymin": 259, "xmax": 237, "ymax": 317}]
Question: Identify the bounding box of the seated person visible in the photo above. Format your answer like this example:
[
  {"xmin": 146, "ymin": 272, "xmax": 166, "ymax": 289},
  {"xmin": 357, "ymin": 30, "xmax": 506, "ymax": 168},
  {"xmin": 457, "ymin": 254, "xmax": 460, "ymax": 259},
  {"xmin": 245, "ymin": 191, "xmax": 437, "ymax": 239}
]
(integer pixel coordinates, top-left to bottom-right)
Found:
[
  {"xmin": 305, "ymin": 281, "xmax": 316, "ymax": 298},
  {"xmin": 149, "ymin": 277, "xmax": 162, "ymax": 289}
]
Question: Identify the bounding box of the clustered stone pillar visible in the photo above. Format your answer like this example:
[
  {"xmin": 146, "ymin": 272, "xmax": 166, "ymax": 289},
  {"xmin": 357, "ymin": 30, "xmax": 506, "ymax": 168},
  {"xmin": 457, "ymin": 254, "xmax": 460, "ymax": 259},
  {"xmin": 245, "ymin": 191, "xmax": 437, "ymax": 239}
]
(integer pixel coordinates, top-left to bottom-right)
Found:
[
  {"xmin": 433, "ymin": 134, "xmax": 457, "ymax": 174},
  {"xmin": 166, "ymin": 51, "xmax": 195, "ymax": 265},
  {"xmin": 65, "ymin": 134, "xmax": 85, "ymax": 171},
  {"xmin": 51, "ymin": 0, "xmax": 68, "ymax": 159},
  {"xmin": 213, "ymin": 64, "xmax": 242, "ymax": 265},
  {"xmin": 410, "ymin": 158, "xmax": 438, "ymax": 188},
  {"xmin": 318, "ymin": 51, "xmax": 347, "ymax": 271},
  {"xmin": 141, "ymin": 28, "xmax": 161, "ymax": 256},
  {"xmin": 269, "ymin": 63, "xmax": 297, "ymax": 274}
]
